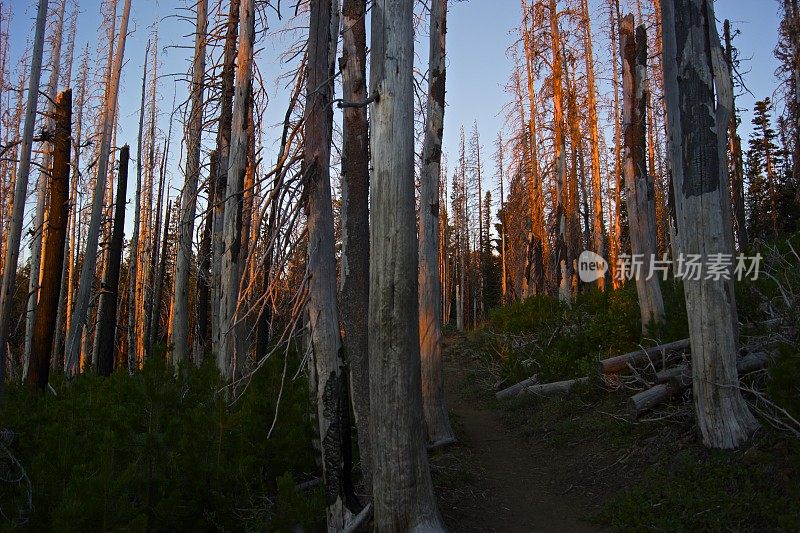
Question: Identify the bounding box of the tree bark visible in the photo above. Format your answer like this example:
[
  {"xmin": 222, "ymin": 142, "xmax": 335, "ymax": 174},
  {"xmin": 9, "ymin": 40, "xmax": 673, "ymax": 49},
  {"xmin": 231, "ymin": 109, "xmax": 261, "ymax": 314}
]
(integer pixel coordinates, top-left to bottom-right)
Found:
[
  {"xmin": 0, "ymin": 0, "xmax": 48, "ymax": 395},
  {"xmin": 305, "ymin": 0, "xmax": 351, "ymax": 527},
  {"xmin": 620, "ymin": 15, "xmax": 665, "ymax": 330},
  {"xmin": 172, "ymin": 0, "xmax": 208, "ymax": 367},
  {"xmin": 369, "ymin": 0, "xmax": 445, "ymax": 529},
  {"xmin": 660, "ymin": 0, "xmax": 758, "ymax": 449},
  {"xmin": 28, "ymin": 89, "xmax": 71, "ymax": 390},
  {"xmin": 419, "ymin": 0, "xmax": 456, "ymax": 450},
  {"xmin": 213, "ymin": 0, "xmax": 241, "ymax": 370},
  {"xmin": 339, "ymin": 0, "xmax": 372, "ymax": 494},
  {"xmin": 94, "ymin": 145, "xmax": 129, "ymax": 376}
]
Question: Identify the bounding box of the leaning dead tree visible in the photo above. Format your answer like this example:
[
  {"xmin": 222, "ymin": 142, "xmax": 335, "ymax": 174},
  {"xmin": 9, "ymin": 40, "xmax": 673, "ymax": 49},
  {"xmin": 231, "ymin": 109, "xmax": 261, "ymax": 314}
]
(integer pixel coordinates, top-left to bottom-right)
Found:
[
  {"xmin": 661, "ymin": 0, "xmax": 758, "ymax": 449},
  {"xmin": 28, "ymin": 89, "xmax": 71, "ymax": 390},
  {"xmin": 619, "ymin": 15, "xmax": 664, "ymax": 331},
  {"xmin": 0, "ymin": 0, "xmax": 48, "ymax": 396},
  {"xmin": 172, "ymin": 0, "xmax": 208, "ymax": 367},
  {"xmin": 65, "ymin": 0, "xmax": 131, "ymax": 376},
  {"xmin": 369, "ymin": 0, "xmax": 445, "ymax": 529},
  {"xmin": 419, "ymin": 0, "xmax": 456, "ymax": 449}
]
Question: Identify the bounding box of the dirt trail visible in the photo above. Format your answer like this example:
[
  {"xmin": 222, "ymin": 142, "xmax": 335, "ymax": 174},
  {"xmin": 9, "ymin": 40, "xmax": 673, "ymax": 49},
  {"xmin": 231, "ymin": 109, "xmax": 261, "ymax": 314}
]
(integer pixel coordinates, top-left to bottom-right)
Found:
[{"xmin": 442, "ymin": 351, "xmax": 600, "ymax": 533}]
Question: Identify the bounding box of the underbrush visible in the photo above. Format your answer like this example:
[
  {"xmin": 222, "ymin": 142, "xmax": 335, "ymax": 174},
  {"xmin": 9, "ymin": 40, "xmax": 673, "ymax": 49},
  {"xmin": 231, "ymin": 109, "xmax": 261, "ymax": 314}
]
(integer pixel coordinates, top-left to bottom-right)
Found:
[
  {"xmin": 470, "ymin": 280, "xmax": 689, "ymax": 385},
  {"xmin": 0, "ymin": 352, "xmax": 322, "ymax": 531},
  {"xmin": 459, "ymin": 234, "xmax": 800, "ymax": 530}
]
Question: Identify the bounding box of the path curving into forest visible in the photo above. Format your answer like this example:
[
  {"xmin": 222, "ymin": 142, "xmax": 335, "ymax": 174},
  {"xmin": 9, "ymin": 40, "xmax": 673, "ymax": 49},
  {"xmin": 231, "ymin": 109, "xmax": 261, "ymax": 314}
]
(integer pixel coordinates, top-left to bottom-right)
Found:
[{"xmin": 441, "ymin": 345, "xmax": 600, "ymax": 532}]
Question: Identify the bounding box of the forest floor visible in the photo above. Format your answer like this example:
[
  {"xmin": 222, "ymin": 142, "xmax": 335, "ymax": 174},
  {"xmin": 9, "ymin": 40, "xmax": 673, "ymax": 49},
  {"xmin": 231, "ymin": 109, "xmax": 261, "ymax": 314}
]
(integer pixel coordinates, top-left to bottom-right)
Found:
[
  {"xmin": 432, "ymin": 334, "xmax": 601, "ymax": 532},
  {"xmin": 430, "ymin": 332, "xmax": 800, "ymax": 532}
]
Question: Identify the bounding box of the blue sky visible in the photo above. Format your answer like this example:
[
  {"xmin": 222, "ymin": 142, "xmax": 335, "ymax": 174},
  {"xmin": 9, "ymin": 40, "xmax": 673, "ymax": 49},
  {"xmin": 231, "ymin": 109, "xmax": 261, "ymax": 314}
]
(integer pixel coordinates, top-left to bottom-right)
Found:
[{"xmin": 5, "ymin": 0, "xmax": 787, "ymax": 234}]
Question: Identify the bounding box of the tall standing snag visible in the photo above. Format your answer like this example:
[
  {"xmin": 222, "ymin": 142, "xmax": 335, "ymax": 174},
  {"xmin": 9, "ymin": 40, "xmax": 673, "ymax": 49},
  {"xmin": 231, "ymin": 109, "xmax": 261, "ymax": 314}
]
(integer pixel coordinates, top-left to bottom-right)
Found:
[
  {"xmin": 419, "ymin": 0, "xmax": 456, "ymax": 449},
  {"xmin": 620, "ymin": 15, "xmax": 665, "ymax": 331},
  {"xmin": 0, "ymin": 0, "xmax": 49, "ymax": 395},
  {"xmin": 660, "ymin": 0, "xmax": 758, "ymax": 449},
  {"xmin": 172, "ymin": 0, "xmax": 208, "ymax": 367},
  {"xmin": 339, "ymin": 0, "xmax": 372, "ymax": 493},
  {"xmin": 305, "ymin": 0, "xmax": 352, "ymax": 527},
  {"xmin": 28, "ymin": 89, "xmax": 71, "ymax": 390},
  {"xmin": 219, "ymin": 0, "xmax": 253, "ymax": 378},
  {"xmin": 93, "ymin": 145, "xmax": 129, "ymax": 376},
  {"xmin": 369, "ymin": 0, "xmax": 445, "ymax": 529},
  {"xmin": 65, "ymin": 0, "xmax": 131, "ymax": 376}
]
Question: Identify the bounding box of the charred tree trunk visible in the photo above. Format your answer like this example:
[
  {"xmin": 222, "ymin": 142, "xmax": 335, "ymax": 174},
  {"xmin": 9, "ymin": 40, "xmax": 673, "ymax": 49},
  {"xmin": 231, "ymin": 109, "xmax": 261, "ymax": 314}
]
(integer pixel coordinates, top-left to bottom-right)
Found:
[
  {"xmin": 28, "ymin": 89, "xmax": 71, "ymax": 390},
  {"xmin": 620, "ymin": 15, "xmax": 665, "ymax": 330},
  {"xmin": 305, "ymin": 0, "xmax": 352, "ymax": 527},
  {"xmin": 65, "ymin": 0, "xmax": 130, "ymax": 376},
  {"xmin": 661, "ymin": 0, "xmax": 758, "ymax": 449},
  {"xmin": 339, "ymin": 0, "xmax": 372, "ymax": 494},
  {"xmin": 94, "ymin": 145, "xmax": 129, "ymax": 376},
  {"xmin": 420, "ymin": 0, "xmax": 456, "ymax": 450},
  {"xmin": 369, "ymin": 0, "xmax": 445, "ymax": 529}
]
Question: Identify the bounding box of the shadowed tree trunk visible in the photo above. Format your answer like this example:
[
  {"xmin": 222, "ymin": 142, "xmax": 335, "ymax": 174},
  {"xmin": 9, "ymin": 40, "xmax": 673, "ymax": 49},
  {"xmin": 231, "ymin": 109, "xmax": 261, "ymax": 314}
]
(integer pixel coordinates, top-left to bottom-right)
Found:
[
  {"xmin": 212, "ymin": 0, "xmax": 239, "ymax": 361},
  {"xmin": 420, "ymin": 0, "xmax": 456, "ymax": 450},
  {"xmin": 620, "ymin": 15, "xmax": 665, "ymax": 331},
  {"xmin": 28, "ymin": 89, "xmax": 71, "ymax": 390},
  {"xmin": 305, "ymin": 0, "xmax": 353, "ymax": 527},
  {"xmin": 661, "ymin": 0, "xmax": 759, "ymax": 449},
  {"xmin": 339, "ymin": 0, "xmax": 372, "ymax": 494},
  {"xmin": 369, "ymin": 0, "xmax": 445, "ymax": 529},
  {"xmin": 65, "ymin": 0, "xmax": 131, "ymax": 376},
  {"xmin": 219, "ymin": 0, "xmax": 253, "ymax": 378},
  {"xmin": 94, "ymin": 145, "xmax": 129, "ymax": 376}
]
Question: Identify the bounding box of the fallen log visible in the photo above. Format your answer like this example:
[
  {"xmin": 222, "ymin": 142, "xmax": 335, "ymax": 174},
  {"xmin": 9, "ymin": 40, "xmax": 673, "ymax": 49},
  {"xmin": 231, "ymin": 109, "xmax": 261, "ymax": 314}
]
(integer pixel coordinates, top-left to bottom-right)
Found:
[
  {"xmin": 518, "ymin": 377, "xmax": 589, "ymax": 397},
  {"xmin": 343, "ymin": 503, "xmax": 372, "ymax": 533},
  {"xmin": 630, "ymin": 383, "xmax": 676, "ymax": 415},
  {"xmin": 598, "ymin": 338, "xmax": 690, "ymax": 375},
  {"xmin": 631, "ymin": 351, "xmax": 775, "ymax": 417},
  {"xmin": 495, "ymin": 375, "xmax": 539, "ymax": 400}
]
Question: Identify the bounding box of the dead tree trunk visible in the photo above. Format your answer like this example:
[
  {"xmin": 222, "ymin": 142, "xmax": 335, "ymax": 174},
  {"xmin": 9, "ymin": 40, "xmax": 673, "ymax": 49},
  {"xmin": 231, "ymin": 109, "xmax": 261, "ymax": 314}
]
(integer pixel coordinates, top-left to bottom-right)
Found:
[
  {"xmin": 420, "ymin": 0, "xmax": 456, "ymax": 450},
  {"xmin": 582, "ymin": 0, "xmax": 605, "ymax": 290},
  {"xmin": 27, "ymin": 89, "xmax": 71, "ymax": 390},
  {"xmin": 213, "ymin": 0, "xmax": 240, "ymax": 368},
  {"xmin": 339, "ymin": 0, "xmax": 372, "ymax": 494},
  {"xmin": 660, "ymin": 0, "xmax": 758, "ymax": 449},
  {"xmin": 549, "ymin": 0, "xmax": 569, "ymax": 303},
  {"xmin": 723, "ymin": 20, "xmax": 748, "ymax": 251},
  {"xmin": 94, "ymin": 145, "xmax": 129, "ymax": 376},
  {"xmin": 65, "ymin": 0, "xmax": 130, "ymax": 376},
  {"xmin": 25, "ymin": 0, "xmax": 66, "ymax": 372},
  {"xmin": 0, "ymin": 0, "xmax": 48, "ymax": 394},
  {"xmin": 369, "ymin": 0, "xmax": 445, "ymax": 529},
  {"xmin": 172, "ymin": 0, "xmax": 208, "ymax": 367},
  {"xmin": 305, "ymin": 0, "xmax": 351, "ymax": 527},
  {"xmin": 620, "ymin": 15, "xmax": 665, "ymax": 330}
]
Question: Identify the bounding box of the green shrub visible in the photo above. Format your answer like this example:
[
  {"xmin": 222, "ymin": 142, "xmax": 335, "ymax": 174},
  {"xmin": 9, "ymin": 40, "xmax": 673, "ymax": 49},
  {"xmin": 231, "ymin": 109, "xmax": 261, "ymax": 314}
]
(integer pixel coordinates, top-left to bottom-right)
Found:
[{"xmin": 0, "ymin": 351, "xmax": 321, "ymax": 531}]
